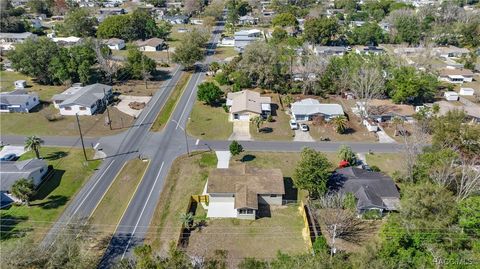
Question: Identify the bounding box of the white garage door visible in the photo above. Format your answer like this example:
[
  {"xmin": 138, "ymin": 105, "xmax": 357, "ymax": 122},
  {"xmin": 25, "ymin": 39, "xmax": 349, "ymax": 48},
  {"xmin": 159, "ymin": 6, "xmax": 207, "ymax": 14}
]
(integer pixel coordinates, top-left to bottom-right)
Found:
[{"xmin": 239, "ymin": 114, "xmax": 250, "ymax": 121}]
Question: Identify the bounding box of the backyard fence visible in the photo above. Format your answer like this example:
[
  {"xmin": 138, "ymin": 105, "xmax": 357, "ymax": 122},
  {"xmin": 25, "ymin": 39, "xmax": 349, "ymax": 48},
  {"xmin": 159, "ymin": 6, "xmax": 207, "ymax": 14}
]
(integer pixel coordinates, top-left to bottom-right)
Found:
[{"xmin": 299, "ymin": 200, "xmax": 319, "ymax": 253}]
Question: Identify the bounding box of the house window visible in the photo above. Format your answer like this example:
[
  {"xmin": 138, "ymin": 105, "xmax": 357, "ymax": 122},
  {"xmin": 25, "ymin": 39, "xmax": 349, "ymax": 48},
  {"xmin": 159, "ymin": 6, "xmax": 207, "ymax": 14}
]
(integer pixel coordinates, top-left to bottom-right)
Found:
[
  {"xmin": 65, "ymin": 107, "xmax": 72, "ymax": 110},
  {"xmin": 26, "ymin": 102, "xmax": 29, "ymax": 106},
  {"xmin": 239, "ymin": 209, "xmax": 254, "ymax": 215},
  {"xmin": 79, "ymin": 107, "xmax": 86, "ymax": 110},
  {"xmin": 270, "ymin": 194, "xmax": 277, "ymax": 198}
]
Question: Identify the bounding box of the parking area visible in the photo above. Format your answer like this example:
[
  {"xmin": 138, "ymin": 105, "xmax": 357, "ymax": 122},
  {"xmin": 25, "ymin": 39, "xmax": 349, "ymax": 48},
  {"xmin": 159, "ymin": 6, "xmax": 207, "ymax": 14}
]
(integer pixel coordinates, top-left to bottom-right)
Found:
[{"xmin": 293, "ymin": 128, "xmax": 314, "ymax": 142}]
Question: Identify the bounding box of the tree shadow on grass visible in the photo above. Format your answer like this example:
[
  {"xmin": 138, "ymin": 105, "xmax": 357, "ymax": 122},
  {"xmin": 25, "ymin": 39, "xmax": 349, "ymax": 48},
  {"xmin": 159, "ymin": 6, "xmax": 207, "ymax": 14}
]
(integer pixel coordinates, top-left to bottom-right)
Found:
[
  {"xmin": 259, "ymin": 127, "xmax": 273, "ymax": 133},
  {"xmin": 240, "ymin": 154, "xmax": 256, "ymax": 162},
  {"xmin": 283, "ymin": 177, "xmax": 298, "ymax": 204},
  {"xmin": 0, "ymin": 214, "xmax": 30, "ymax": 241},
  {"xmin": 43, "ymin": 151, "xmax": 68, "ymax": 161},
  {"xmin": 343, "ymin": 128, "xmax": 356, "ymax": 135},
  {"xmin": 30, "ymin": 195, "xmax": 68, "ymax": 210},
  {"xmin": 32, "ymin": 169, "xmax": 65, "ymax": 200}
]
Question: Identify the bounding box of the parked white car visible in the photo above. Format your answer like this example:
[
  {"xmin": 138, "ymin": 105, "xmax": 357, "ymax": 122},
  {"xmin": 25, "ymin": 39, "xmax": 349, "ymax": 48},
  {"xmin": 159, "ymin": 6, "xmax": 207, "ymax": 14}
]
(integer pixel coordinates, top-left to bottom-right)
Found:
[{"xmin": 289, "ymin": 119, "xmax": 298, "ymax": 130}]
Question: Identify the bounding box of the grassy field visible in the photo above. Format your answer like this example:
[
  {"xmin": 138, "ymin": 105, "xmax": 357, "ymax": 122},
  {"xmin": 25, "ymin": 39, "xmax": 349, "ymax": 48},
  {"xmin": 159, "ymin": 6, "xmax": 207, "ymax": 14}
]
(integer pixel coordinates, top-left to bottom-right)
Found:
[
  {"xmin": 90, "ymin": 159, "xmax": 149, "ymax": 235},
  {"xmin": 0, "ymin": 106, "xmax": 134, "ymax": 137},
  {"xmin": 0, "ymin": 147, "xmax": 100, "ymax": 244},
  {"xmin": 151, "ymin": 72, "xmax": 192, "ymax": 131},
  {"xmin": 212, "ymin": 46, "xmax": 238, "ymax": 61},
  {"xmin": 186, "ymin": 205, "xmax": 308, "ymax": 266},
  {"xmin": 365, "ymin": 153, "xmax": 405, "ymax": 176},
  {"xmin": 0, "ymin": 71, "xmax": 65, "ymax": 100},
  {"xmin": 187, "ymin": 100, "xmax": 233, "ymax": 140},
  {"xmin": 145, "ymin": 152, "xmax": 218, "ymax": 253},
  {"xmin": 250, "ymin": 94, "xmax": 294, "ymax": 141}
]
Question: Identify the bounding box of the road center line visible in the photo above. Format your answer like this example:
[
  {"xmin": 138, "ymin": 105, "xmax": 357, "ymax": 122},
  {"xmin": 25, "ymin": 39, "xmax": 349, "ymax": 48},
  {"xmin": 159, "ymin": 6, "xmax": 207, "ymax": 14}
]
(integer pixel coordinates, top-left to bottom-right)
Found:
[{"xmin": 121, "ymin": 161, "xmax": 165, "ymax": 259}]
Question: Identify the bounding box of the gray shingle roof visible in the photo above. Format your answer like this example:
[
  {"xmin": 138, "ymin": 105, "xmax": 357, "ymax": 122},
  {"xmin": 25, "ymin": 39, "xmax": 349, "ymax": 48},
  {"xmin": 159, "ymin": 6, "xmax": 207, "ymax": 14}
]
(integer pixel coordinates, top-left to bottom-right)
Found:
[
  {"xmin": 291, "ymin": 98, "xmax": 344, "ymax": 116},
  {"xmin": 56, "ymin": 83, "xmax": 111, "ymax": 108},
  {"xmin": 0, "ymin": 159, "xmax": 47, "ymax": 192},
  {"xmin": 329, "ymin": 167, "xmax": 400, "ymax": 211},
  {"xmin": 0, "ymin": 90, "xmax": 36, "ymax": 105}
]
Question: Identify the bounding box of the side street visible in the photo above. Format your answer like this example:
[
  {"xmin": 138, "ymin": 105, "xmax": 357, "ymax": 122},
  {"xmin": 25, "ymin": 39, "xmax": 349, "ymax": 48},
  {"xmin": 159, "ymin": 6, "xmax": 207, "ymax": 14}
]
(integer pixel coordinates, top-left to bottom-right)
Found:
[{"xmin": 0, "ymin": 0, "xmax": 479, "ymax": 268}]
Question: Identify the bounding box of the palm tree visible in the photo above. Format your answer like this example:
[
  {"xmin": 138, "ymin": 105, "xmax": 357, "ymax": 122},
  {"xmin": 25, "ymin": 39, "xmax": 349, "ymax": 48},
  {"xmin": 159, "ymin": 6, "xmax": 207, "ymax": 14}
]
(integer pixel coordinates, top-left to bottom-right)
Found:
[
  {"xmin": 338, "ymin": 145, "xmax": 357, "ymax": 166},
  {"xmin": 251, "ymin": 116, "xmax": 264, "ymax": 133},
  {"xmin": 11, "ymin": 178, "xmax": 35, "ymax": 205},
  {"xmin": 331, "ymin": 116, "xmax": 348, "ymax": 134},
  {"xmin": 24, "ymin": 135, "xmax": 44, "ymax": 159},
  {"xmin": 392, "ymin": 116, "xmax": 405, "ymax": 137},
  {"xmin": 180, "ymin": 212, "xmax": 194, "ymax": 230}
]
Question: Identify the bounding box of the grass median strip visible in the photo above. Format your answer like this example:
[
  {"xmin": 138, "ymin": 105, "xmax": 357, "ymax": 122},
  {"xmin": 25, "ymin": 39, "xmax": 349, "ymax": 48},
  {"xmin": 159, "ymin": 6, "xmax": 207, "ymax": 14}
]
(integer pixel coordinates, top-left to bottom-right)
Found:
[
  {"xmin": 90, "ymin": 159, "xmax": 149, "ymax": 235},
  {"xmin": 151, "ymin": 72, "xmax": 192, "ymax": 132}
]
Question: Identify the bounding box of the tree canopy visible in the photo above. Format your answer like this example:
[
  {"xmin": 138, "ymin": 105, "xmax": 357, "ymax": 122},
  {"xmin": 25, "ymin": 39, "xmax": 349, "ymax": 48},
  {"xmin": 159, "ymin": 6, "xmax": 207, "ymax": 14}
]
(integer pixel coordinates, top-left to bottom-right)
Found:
[
  {"xmin": 303, "ymin": 17, "xmax": 340, "ymax": 45},
  {"xmin": 197, "ymin": 82, "xmax": 223, "ymax": 105},
  {"xmin": 386, "ymin": 66, "xmax": 438, "ymax": 104},
  {"xmin": 97, "ymin": 9, "xmax": 171, "ymax": 41},
  {"xmin": 293, "ymin": 148, "xmax": 332, "ymax": 198},
  {"xmin": 57, "ymin": 8, "xmax": 97, "ymax": 37}
]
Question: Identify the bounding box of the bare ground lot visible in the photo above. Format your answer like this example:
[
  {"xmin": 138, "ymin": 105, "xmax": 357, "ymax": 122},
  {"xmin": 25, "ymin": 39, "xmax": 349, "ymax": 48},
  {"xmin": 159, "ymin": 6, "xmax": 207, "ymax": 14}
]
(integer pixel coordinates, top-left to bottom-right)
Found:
[
  {"xmin": 0, "ymin": 105, "xmax": 134, "ymax": 137},
  {"xmin": 186, "ymin": 205, "xmax": 308, "ymax": 267}
]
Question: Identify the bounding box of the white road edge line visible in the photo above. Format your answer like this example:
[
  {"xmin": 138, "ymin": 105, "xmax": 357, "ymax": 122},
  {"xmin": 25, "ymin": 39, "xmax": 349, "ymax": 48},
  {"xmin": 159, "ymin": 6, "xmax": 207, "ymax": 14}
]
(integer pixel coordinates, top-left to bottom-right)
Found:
[
  {"xmin": 121, "ymin": 161, "xmax": 165, "ymax": 259},
  {"xmin": 70, "ymin": 160, "xmax": 116, "ymax": 218},
  {"xmin": 176, "ymin": 73, "xmax": 202, "ymax": 130}
]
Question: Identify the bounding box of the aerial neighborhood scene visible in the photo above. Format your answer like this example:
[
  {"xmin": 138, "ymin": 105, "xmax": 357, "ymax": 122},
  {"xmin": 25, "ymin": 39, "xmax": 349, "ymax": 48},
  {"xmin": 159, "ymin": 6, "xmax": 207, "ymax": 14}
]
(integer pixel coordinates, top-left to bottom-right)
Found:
[{"xmin": 1, "ymin": 0, "xmax": 480, "ymax": 268}]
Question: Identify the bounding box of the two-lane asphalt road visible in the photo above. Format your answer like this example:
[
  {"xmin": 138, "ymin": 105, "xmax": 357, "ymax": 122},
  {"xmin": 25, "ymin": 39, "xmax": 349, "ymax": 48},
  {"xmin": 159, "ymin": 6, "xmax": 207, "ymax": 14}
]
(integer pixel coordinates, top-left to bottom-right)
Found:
[
  {"xmin": 98, "ymin": 24, "xmax": 225, "ymax": 267},
  {"xmin": 41, "ymin": 65, "xmax": 185, "ymax": 246}
]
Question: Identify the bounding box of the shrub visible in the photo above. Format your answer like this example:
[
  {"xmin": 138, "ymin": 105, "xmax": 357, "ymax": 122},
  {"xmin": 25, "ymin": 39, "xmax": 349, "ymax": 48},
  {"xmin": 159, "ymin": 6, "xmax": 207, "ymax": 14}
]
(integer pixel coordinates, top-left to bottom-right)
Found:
[
  {"xmin": 222, "ymin": 103, "xmax": 229, "ymax": 113},
  {"xmin": 363, "ymin": 209, "xmax": 382, "ymax": 219},
  {"xmin": 312, "ymin": 236, "xmax": 329, "ymax": 254},
  {"xmin": 267, "ymin": 115, "xmax": 273, "ymax": 122},
  {"xmin": 370, "ymin": 165, "xmax": 381, "ymax": 172},
  {"xmin": 214, "ymin": 72, "xmax": 229, "ymax": 85}
]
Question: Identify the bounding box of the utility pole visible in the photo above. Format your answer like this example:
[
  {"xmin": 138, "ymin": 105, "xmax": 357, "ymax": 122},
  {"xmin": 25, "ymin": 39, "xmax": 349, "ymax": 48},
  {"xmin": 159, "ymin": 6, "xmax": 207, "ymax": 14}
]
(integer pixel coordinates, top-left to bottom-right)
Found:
[
  {"xmin": 76, "ymin": 113, "xmax": 88, "ymax": 161},
  {"xmin": 330, "ymin": 224, "xmax": 337, "ymax": 260},
  {"xmin": 104, "ymin": 89, "xmax": 112, "ymax": 130}
]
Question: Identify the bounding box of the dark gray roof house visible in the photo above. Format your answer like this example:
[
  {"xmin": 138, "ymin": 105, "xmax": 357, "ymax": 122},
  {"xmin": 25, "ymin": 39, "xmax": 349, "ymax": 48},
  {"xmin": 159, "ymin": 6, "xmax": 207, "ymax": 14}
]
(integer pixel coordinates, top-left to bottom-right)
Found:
[
  {"xmin": 0, "ymin": 89, "xmax": 40, "ymax": 113},
  {"xmin": 0, "ymin": 159, "xmax": 48, "ymax": 192},
  {"xmin": 328, "ymin": 167, "xmax": 400, "ymax": 213}
]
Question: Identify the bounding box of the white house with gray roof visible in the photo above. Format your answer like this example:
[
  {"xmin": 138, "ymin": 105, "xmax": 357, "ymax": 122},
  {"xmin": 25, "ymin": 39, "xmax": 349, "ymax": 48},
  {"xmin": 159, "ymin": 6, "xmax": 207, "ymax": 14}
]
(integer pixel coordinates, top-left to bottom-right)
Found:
[
  {"xmin": 0, "ymin": 159, "xmax": 48, "ymax": 193},
  {"xmin": 0, "ymin": 89, "xmax": 40, "ymax": 113},
  {"xmin": 234, "ymin": 29, "xmax": 263, "ymax": 52},
  {"xmin": 52, "ymin": 83, "xmax": 112, "ymax": 116},
  {"xmin": 291, "ymin": 98, "xmax": 344, "ymax": 121}
]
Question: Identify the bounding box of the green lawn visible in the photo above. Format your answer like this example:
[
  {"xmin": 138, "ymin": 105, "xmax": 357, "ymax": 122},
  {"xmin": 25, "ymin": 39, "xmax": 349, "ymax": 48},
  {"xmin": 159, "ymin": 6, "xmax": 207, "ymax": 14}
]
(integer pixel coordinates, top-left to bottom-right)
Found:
[
  {"xmin": 250, "ymin": 95, "xmax": 294, "ymax": 141},
  {"xmin": 145, "ymin": 152, "xmax": 217, "ymax": 253},
  {"xmin": 90, "ymin": 159, "xmax": 149, "ymax": 235},
  {"xmin": 365, "ymin": 153, "xmax": 405, "ymax": 176},
  {"xmin": 0, "ymin": 71, "xmax": 65, "ymax": 100},
  {"xmin": 212, "ymin": 46, "xmax": 238, "ymax": 61},
  {"xmin": 0, "ymin": 106, "xmax": 134, "ymax": 137},
  {"xmin": 186, "ymin": 205, "xmax": 308, "ymax": 264},
  {"xmin": 151, "ymin": 72, "xmax": 192, "ymax": 131},
  {"xmin": 0, "ymin": 147, "xmax": 101, "ymax": 244},
  {"xmin": 187, "ymin": 100, "xmax": 233, "ymax": 140}
]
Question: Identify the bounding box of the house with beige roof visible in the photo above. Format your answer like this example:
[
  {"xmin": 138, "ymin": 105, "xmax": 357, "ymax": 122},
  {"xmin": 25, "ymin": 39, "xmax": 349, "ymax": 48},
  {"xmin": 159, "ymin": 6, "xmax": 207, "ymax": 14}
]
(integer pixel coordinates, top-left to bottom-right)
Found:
[
  {"xmin": 204, "ymin": 165, "xmax": 285, "ymax": 220},
  {"xmin": 226, "ymin": 90, "xmax": 271, "ymax": 121},
  {"xmin": 136, "ymin": 38, "xmax": 165, "ymax": 51}
]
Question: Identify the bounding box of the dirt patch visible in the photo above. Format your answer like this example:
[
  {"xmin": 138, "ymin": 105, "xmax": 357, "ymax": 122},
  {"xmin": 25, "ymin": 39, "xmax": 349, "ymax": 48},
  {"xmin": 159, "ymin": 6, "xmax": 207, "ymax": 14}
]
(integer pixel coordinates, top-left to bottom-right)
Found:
[{"xmin": 129, "ymin": 101, "xmax": 146, "ymax": 110}]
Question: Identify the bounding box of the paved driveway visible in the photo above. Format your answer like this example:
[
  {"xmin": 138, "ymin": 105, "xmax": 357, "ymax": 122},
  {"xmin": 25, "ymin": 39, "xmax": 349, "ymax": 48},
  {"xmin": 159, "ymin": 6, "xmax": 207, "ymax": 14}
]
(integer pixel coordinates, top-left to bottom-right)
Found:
[
  {"xmin": 0, "ymin": 146, "xmax": 27, "ymax": 158},
  {"xmin": 215, "ymin": 151, "xmax": 231, "ymax": 168},
  {"xmin": 377, "ymin": 127, "xmax": 396, "ymax": 143},
  {"xmin": 294, "ymin": 129, "xmax": 315, "ymax": 142},
  {"xmin": 229, "ymin": 121, "xmax": 252, "ymax": 141}
]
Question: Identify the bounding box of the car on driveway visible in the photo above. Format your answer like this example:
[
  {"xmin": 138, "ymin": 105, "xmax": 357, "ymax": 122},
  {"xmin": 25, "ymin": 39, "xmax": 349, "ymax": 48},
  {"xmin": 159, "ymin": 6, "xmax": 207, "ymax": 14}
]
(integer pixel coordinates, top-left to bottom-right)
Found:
[
  {"xmin": 0, "ymin": 153, "xmax": 17, "ymax": 162},
  {"xmin": 289, "ymin": 119, "xmax": 298, "ymax": 130},
  {"xmin": 300, "ymin": 124, "xmax": 309, "ymax": 132}
]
